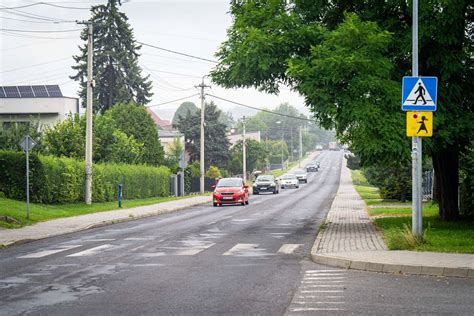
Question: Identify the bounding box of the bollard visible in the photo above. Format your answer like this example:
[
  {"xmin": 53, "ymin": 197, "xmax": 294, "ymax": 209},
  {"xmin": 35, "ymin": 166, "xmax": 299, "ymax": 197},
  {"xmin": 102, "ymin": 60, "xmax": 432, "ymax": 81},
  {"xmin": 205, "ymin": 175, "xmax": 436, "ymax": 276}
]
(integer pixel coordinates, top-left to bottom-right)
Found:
[{"xmin": 118, "ymin": 184, "xmax": 123, "ymax": 208}]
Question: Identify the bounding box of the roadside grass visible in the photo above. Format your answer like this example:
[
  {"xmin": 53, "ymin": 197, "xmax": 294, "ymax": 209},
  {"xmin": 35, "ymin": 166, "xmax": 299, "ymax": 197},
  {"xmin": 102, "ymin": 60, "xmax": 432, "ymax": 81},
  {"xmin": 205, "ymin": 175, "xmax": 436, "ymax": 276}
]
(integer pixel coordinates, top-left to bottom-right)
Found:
[
  {"xmin": 375, "ymin": 215, "xmax": 474, "ymax": 253},
  {"xmin": 352, "ymin": 169, "xmax": 473, "ymax": 253},
  {"xmin": 0, "ymin": 194, "xmax": 208, "ymax": 229}
]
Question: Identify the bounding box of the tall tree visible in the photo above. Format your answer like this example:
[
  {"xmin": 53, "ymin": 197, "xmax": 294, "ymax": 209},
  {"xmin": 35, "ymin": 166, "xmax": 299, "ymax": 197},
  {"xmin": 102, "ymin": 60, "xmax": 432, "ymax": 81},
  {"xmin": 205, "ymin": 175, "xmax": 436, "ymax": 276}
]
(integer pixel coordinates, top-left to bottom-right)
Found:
[
  {"xmin": 71, "ymin": 0, "xmax": 153, "ymax": 113},
  {"xmin": 174, "ymin": 101, "xmax": 230, "ymax": 170},
  {"xmin": 106, "ymin": 103, "xmax": 165, "ymax": 166},
  {"xmin": 172, "ymin": 102, "xmax": 199, "ymax": 126},
  {"xmin": 211, "ymin": 0, "xmax": 473, "ymax": 221}
]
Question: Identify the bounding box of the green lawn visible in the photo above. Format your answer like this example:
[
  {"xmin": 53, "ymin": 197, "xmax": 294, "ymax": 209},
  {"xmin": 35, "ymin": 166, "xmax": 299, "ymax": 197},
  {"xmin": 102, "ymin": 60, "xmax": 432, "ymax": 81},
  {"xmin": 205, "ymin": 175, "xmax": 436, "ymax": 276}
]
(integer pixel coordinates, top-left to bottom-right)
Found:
[
  {"xmin": 351, "ymin": 169, "xmax": 473, "ymax": 253},
  {"xmin": 0, "ymin": 194, "xmax": 207, "ymax": 229}
]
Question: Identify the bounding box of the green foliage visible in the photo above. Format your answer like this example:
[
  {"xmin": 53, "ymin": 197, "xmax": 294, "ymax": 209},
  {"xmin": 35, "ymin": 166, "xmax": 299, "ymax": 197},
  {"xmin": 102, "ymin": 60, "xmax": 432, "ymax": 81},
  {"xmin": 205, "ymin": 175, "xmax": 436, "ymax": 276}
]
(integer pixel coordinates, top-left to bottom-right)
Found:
[
  {"xmin": 172, "ymin": 102, "xmax": 199, "ymax": 126},
  {"xmin": 0, "ymin": 120, "xmax": 43, "ymax": 152},
  {"xmin": 43, "ymin": 113, "xmax": 142, "ymax": 164},
  {"xmin": 460, "ymin": 142, "xmax": 474, "ymax": 217},
  {"xmin": 174, "ymin": 101, "xmax": 230, "ymax": 169},
  {"xmin": 228, "ymin": 139, "xmax": 269, "ymax": 174},
  {"xmin": 0, "ymin": 150, "xmax": 170, "ymax": 204},
  {"xmin": 364, "ymin": 164, "xmax": 411, "ymax": 202},
  {"xmin": 71, "ymin": 0, "xmax": 153, "ymax": 113},
  {"xmin": 211, "ymin": 0, "xmax": 473, "ymax": 221},
  {"xmin": 106, "ymin": 103, "xmax": 165, "ymax": 165},
  {"xmin": 265, "ymin": 140, "xmax": 288, "ymax": 164},
  {"xmin": 206, "ymin": 166, "xmax": 222, "ymax": 179}
]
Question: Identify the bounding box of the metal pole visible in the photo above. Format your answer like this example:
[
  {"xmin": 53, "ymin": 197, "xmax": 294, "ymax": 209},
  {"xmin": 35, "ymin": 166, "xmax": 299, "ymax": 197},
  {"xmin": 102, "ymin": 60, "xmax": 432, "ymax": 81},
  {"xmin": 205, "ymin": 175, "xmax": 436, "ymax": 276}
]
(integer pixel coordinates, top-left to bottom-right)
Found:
[
  {"xmin": 26, "ymin": 136, "xmax": 30, "ymax": 220},
  {"xmin": 299, "ymin": 126, "xmax": 303, "ymax": 167},
  {"xmin": 85, "ymin": 22, "xmax": 94, "ymax": 205},
  {"xmin": 412, "ymin": 0, "xmax": 422, "ymax": 237},
  {"xmin": 199, "ymin": 77, "xmax": 206, "ymax": 193},
  {"xmin": 242, "ymin": 116, "xmax": 247, "ymax": 182}
]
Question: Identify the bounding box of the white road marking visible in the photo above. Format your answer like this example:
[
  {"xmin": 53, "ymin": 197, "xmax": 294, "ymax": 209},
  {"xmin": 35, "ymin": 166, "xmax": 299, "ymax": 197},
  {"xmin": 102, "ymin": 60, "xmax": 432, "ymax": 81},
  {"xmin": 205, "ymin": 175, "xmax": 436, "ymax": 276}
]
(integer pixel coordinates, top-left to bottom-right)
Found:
[
  {"xmin": 67, "ymin": 244, "xmax": 114, "ymax": 257},
  {"xmin": 304, "ymin": 277, "xmax": 346, "ymax": 280},
  {"xmin": 18, "ymin": 245, "xmax": 82, "ymax": 258},
  {"xmin": 130, "ymin": 245, "xmax": 145, "ymax": 252},
  {"xmin": 277, "ymin": 244, "xmax": 302, "ymax": 254},
  {"xmin": 223, "ymin": 243, "xmax": 259, "ymax": 256},
  {"xmin": 305, "ymin": 273, "xmax": 346, "ymax": 276},
  {"xmin": 305, "ymin": 270, "xmax": 343, "ymax": 273},
  {"xmin": 82, "ymin": 238, "xmax": 116, "ymax": 242},
  {"xmin": 301, "ymin": 290, "xmax": 344, "ymax": 293},
  {"xmin": 302, "ymin": 285, "xmax": 345, "ymax": 288},
  {"xmin": 302, "ymin": 280, "xmax": 344, "ymax": 283},
  {"xmin": 290, "ymin": 308, "xmax": 344, "ymax": 312},
  {"xmin": 173, "ymin": 243, "xmax": 215, "ymax": 255},
  {"xmin": 124, "ymin": 237, "xmax": 153, "ymax": 241}
]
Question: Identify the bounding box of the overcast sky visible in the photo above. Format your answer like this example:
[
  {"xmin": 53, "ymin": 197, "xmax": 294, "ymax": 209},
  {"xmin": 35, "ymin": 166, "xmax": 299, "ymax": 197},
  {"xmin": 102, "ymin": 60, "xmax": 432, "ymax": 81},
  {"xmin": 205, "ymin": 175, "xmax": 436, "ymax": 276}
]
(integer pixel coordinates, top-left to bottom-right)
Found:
[{"xmin": 0, "ymin": 0, "xmax": 307, "ymax": 120}]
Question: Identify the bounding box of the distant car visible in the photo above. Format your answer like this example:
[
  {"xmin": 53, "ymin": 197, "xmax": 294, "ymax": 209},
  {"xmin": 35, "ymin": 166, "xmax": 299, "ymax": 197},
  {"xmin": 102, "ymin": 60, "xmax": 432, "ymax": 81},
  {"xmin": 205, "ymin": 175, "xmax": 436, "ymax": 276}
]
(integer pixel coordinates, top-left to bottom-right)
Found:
[
  {"xmin": 294, "ymin": 169, "xmax": 308, "ymax": 183},
  {"xmin": 253, "ymin": 175, "xmax": 279, "ymax": 195},
  {"xmin": 306, "ymin": 163, "xmax": 319, "ymax": 172},
  {"xmin": 279, "ymin": 174, "xmax": 299, "ymax": 189},
  {"xmin": 212, "ymin": 178, "xmax": 249, "ymax": 207}
]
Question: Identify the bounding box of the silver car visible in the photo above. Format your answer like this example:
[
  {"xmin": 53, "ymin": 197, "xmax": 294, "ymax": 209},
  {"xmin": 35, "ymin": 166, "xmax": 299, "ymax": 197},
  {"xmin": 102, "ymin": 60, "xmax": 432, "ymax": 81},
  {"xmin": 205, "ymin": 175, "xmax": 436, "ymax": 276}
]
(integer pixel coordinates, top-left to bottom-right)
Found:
[
  {"xmin": 279, "ymin": 173, "xmax": 299, "ymax": 189},
  {"xmin": 294, "ymin": 169, "xmax": 308, "ymax": 183}
]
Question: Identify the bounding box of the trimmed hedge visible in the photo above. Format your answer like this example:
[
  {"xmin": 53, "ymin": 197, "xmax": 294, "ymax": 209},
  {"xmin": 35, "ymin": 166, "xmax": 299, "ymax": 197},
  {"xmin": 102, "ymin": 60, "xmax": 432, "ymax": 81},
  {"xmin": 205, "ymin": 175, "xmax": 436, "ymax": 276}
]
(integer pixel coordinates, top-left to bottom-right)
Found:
[{"xmin": 0, "ymin": 150, "xmax": 170, "ymax": 204}]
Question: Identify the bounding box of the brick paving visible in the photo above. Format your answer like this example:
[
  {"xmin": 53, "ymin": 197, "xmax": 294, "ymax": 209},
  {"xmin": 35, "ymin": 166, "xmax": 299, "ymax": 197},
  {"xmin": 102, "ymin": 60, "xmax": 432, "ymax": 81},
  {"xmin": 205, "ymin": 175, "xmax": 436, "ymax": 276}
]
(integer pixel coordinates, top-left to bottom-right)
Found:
[{"xmin": 315, "ymin": 160, "xmax": 387, "ymax": 253}]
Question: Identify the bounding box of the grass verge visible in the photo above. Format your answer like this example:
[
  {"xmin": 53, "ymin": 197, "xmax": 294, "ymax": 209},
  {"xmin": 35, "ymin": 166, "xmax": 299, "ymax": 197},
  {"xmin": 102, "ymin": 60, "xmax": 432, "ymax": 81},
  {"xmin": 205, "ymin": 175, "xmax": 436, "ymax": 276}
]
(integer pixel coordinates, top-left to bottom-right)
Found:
[
  {"xmin": 0, "ymin": 194, "xmax": 208, "ymax": 229},
  {"xmin": 351, "ymin": 169, "xmax": 474, "ymax": 253}
]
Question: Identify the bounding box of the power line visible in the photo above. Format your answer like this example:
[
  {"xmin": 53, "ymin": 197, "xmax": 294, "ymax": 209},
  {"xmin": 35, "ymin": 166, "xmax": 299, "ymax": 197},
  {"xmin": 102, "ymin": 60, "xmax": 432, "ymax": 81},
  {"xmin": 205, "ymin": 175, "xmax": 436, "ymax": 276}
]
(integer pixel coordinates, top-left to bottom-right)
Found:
[
  {"xmin": 0, "ymin": 2, "xmax": 89, "ymax": 10},
  {"xmin": 1, "ymin": 28, "xmax": 83, "ymax": 33},
  {"xmin": 0, "ymin": 30, "xmax": 78, "ymax": 39},
  {"xmin": 0, "ymin": 16, "xmax": 65, "ymax": 24},
  {"xmin": 146, "ymin": 94, "xmax": 199, "ymax": 108},
  {"xmin": 141, "ymin": 67, "xmax": 203, "ymax": 79},
  {"xmin": 207, "ymin": 94, "xmax": 314, "ymax": 122},
  {"xmin": 138, "ymin": 41, "xmax": 218, "ymax": 64},
  {"xmin": 0, "ymin": 57, "xmax": 71, "ymax": 74}
]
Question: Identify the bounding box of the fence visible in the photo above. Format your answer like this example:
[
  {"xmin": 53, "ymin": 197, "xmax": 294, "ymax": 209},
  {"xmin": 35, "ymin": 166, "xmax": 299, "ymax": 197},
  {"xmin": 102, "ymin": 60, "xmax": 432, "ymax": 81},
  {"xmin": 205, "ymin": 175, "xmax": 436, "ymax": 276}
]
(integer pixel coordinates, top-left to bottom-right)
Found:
[{"xmin": 185, "ymin": 176, "xmax": 215, "ymax": 194}]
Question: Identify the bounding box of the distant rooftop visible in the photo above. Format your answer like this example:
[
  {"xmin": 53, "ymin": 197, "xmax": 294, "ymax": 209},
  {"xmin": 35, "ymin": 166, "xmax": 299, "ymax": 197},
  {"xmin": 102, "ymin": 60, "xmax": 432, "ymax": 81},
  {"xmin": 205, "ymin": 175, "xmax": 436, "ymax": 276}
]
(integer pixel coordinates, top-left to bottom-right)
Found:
[
  {"xmin": 0, "ymin": 85, "xmax": 63, "ymax": 98},
  {"xmin": 158, "ymin": 130, "xmax": 182, "ymax": 138}
]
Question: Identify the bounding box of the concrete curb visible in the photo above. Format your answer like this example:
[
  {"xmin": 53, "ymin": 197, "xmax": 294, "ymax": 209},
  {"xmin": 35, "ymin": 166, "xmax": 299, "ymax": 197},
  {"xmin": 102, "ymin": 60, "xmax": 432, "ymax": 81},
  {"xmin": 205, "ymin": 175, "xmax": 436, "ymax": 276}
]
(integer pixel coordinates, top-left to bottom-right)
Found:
[
  {"xmin": 310, "ymin": 247, "xmax": 474, "ymax": 279},
  {"xmin": 0, "ymin": 200, "xmax": 210, "ymax": 249}
]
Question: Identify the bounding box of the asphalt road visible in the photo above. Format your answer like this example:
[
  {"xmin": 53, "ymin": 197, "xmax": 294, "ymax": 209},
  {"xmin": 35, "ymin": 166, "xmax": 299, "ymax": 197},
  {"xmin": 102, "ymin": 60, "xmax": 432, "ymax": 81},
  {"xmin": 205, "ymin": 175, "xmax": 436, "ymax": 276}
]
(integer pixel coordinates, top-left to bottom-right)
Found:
[{"xmin": 1, "ymin": 151, "xmax": 473, "ymax": 315}]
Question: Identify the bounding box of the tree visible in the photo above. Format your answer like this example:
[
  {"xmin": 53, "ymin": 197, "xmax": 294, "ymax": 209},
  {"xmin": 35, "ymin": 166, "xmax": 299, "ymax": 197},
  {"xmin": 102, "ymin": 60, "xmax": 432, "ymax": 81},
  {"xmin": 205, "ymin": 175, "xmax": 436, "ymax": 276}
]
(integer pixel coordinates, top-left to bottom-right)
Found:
[
  {"xmin": 0, "ymin": 120, "xmax": 43, "ymax": 153},
  {"xmin": 211, "ymin": 1, "xmax": 473, "ymax": 221},
  {"xmin": 229, "ymin": 139, "xmax": 269, "ymax": 175},
  {"xmin": 43, "ymin": 113, "xmax": 141, "ymax": 164},
  {"xmin": 172, "ymin": 102, "xmax": 199, "ymax": 126},
  {"xmin": 71, "ymin": 0, "xmax": 153, "ymax": 113},
  {"xmin": 174, "ymin": 101, "xmax": 231, "ymax": 170},
  {"xmin": 106, "ymin": 103, "xmax": 165, "ymax": 166}
]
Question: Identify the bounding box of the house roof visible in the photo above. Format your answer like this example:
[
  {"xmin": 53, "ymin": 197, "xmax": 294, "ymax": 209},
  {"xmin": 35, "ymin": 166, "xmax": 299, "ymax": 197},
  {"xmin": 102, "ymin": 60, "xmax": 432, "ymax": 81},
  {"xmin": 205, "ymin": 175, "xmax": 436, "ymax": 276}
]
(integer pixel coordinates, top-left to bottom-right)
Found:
[
  {"xmin": 158, "ymin": 130, "xmax": 183, "ymax": 138},
  {"xmin": 0, "ymin": 85, "xmax": 63, "ymax": 98},
  {"xmin": 146, "ymin": 108, "xmax": 172, "ymax": 129}
]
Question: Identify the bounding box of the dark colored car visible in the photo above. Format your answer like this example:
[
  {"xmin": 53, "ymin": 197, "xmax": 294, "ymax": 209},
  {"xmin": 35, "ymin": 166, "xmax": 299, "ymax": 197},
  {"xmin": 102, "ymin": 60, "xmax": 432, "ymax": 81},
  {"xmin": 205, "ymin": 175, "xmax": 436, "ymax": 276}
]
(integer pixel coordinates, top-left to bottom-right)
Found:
[
  {"xmin": 253, "ymin": 175, "xmax": 280, "ymax": 195},
  {"xmin": 212, "ymin": 178, "xmax": 249, "ymax": 207},
  {"xmin": 306, "ymin": 163, "xmax": 319, "ymax": 172}
]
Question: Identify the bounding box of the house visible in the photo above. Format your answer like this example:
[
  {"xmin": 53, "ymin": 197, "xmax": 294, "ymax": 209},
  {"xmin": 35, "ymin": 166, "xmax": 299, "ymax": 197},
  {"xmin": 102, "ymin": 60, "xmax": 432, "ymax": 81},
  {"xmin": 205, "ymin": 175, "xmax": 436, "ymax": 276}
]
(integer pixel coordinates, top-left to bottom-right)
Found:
[
  {"xmin": 228, "ymin": 131, "xmax": 261, "ymax": 146},
  {"xmin": 158, "ymin": 129, "xmax": 185, "ymax": 157},
  {"xmin": 0, "ymin": 85, "xmax": 79, "ymax": 129},
  {"xmin": 146, "ymin": 108, "xmax": 172, "ymax": 130}
]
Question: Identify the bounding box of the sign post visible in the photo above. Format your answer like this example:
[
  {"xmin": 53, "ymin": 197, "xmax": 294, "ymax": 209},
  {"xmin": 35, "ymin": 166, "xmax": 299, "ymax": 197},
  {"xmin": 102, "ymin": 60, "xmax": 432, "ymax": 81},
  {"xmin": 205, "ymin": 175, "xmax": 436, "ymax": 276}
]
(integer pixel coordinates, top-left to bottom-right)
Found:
[
  {"xmin": 401, "ymin": 0, "xmax": 437, "ymax": 238},
  {"xmin": 19, "ymin": 135, "xmax": 36, "ymax": 220}
]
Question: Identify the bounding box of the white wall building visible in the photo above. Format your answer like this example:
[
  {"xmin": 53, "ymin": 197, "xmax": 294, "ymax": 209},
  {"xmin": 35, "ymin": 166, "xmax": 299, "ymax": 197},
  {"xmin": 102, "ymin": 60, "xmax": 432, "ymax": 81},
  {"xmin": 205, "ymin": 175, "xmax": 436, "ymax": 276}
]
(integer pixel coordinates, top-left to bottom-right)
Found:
[{"xmin": 0, "ymin": 85, "xmax": 79, "ymax": 130}]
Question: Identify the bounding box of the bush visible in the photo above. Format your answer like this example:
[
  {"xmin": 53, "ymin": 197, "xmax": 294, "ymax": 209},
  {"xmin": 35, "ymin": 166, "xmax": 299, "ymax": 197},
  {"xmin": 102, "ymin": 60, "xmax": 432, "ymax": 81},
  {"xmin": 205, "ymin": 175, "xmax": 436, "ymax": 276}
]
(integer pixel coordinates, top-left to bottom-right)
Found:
[
  {"xmin": 206, "ymin": 166, "xmax": 222, "ymax": 179},
  {"xmin": 0, "ymin": 150, "xmax": 170, "ymax": 204}
]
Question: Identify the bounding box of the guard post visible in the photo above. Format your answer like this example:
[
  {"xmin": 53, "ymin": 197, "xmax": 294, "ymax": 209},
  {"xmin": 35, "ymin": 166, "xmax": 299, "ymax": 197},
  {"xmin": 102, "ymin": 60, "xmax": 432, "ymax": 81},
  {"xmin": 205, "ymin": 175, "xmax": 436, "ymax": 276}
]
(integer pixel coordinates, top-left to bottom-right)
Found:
[{"xmin": 118, "ymin": 184, "xmax": 123, "ymax": 208}]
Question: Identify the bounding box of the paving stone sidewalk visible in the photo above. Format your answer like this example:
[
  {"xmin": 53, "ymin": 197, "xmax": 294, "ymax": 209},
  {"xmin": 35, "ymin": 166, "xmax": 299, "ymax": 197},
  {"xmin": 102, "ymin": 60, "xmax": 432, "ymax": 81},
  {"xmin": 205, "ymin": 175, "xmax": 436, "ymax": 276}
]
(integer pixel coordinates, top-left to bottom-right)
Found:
[
  {"xmin": 0, "ymin": 195, "xmax": 210, "ymax": 248},
  {"xmin": 311, "ymin": 159, "xmax": 474, "ymax": 279}
]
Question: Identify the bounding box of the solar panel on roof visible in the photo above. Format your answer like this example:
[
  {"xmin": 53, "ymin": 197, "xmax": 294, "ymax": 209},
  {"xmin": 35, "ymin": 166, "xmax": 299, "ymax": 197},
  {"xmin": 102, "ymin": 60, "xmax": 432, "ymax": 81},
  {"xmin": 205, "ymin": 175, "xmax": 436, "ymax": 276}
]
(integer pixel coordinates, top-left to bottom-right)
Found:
[
  {"xmin": 31, "ymin": 85, "xmax": 49, "ymax": 97},
  {"xmin": 18, "ymin": 86, "xmax": 35, "ymax": 98},
  {"xmin": 3, "ymin": 86, "xmax": 20, "ymax": 98},
  {"xmin": 45, "ymin": 85, "xmax": 62, "ymax": 97},
  {"xmin": 0, "ymin": 87, "xmax": 5, "ymax": 98}
]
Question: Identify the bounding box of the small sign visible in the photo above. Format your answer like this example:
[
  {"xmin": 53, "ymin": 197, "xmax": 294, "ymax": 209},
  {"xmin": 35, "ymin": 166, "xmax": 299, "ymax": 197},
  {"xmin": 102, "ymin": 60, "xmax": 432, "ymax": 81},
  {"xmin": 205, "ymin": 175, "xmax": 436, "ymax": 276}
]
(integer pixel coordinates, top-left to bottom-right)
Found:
[
  {"xmin": 402, "ymin": 77, "xmax": 437, "ymax": 111},
  {"xmin": 406, "ymin": 112, "xmax": 433, "ymax": 137},
  {"xmin": 19, "ymin": 135, "xmax": 36, "ymax": 151}
]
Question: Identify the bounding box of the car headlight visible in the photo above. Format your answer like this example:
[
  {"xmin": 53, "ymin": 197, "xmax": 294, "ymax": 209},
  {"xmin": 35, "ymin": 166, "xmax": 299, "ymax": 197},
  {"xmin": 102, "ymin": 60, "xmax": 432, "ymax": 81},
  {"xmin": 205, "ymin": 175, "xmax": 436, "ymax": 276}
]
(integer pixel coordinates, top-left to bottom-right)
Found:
[{"xmin": 270, "ymin": 183, "xmax": 275, "ymax": 186}]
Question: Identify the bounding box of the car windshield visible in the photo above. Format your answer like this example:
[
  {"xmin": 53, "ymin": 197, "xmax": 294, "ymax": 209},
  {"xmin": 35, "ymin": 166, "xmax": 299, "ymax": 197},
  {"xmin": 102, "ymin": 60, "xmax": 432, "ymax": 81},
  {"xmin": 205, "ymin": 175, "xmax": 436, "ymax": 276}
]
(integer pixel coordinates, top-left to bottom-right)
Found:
[
  {"xmin": 282, "ymin": 174, "xmax": 296, "ymax": 179},
  {"xmin": 216, "ymin": 178, "xmax": 242, "ymax": 187},
  {"xmin": 257, "ymin": 176, "xmax": 273, "ymax": 181}
]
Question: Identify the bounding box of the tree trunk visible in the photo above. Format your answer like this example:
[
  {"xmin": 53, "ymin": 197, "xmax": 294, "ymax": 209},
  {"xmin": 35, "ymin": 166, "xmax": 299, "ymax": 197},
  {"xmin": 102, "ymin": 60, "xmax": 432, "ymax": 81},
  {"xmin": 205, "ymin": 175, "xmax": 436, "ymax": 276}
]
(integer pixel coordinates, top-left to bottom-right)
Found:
[{"xmin": 432, "ymin": 148, "xmax": 459, "ymax": 221}]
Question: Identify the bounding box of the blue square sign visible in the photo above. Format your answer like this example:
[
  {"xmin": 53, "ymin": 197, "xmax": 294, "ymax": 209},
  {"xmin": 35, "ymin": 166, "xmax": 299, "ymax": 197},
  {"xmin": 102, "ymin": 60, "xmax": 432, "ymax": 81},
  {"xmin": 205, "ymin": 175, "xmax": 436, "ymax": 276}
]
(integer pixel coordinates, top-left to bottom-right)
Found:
[{"xmin": 402, "ymin": 76, "xmax": 438, "ymax": 111}]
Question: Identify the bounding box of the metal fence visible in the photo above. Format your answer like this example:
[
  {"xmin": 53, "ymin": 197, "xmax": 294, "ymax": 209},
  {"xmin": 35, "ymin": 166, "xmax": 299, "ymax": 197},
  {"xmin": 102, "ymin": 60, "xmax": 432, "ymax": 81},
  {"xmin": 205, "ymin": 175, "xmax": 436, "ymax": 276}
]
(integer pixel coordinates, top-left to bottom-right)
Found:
[{"xmin": 422, "ymin": 170, "xmax": 434, "ymax": 201}]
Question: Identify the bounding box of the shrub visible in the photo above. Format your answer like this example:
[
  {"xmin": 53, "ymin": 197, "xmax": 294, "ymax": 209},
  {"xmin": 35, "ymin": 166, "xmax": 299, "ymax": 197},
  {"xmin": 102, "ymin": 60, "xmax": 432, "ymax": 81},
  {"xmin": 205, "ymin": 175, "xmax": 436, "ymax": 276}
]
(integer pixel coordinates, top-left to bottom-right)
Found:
[{"xmin": 0, "ymin": 150, "xmax": 170, "ymax": 204}]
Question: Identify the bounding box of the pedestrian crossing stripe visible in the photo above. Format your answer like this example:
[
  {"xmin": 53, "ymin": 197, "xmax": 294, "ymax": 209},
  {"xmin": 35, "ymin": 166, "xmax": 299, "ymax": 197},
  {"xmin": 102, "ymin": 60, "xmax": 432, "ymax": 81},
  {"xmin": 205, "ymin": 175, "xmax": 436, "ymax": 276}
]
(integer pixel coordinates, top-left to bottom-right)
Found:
[
  {"xmin": 406, "ymin": 112, "xmax": 433, "ymax": 137},
  {"xmin": 402, "ymin": 76, "xmax": 437, "ymax": 111}
]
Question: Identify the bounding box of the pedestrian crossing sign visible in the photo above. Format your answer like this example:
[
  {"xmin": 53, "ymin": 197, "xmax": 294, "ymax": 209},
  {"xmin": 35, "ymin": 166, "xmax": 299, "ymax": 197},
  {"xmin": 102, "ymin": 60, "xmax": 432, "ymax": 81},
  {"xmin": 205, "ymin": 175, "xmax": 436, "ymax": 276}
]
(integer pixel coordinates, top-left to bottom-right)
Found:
[
  {"xmin": 406, "ymin": 112, "xmax": 433, "ymax": 137},
  {"xmin": 402, "ymin": 76, "xmax": 437, "ymax": 111}
]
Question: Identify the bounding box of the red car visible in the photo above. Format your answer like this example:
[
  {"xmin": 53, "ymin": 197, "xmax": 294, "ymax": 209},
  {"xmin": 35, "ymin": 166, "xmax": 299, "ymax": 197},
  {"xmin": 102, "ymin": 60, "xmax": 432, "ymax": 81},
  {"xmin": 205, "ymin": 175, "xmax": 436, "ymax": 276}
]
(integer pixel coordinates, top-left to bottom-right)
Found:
[{"xmin": 212, "ymin": 177, "xmax": 249, "ymax": 207}]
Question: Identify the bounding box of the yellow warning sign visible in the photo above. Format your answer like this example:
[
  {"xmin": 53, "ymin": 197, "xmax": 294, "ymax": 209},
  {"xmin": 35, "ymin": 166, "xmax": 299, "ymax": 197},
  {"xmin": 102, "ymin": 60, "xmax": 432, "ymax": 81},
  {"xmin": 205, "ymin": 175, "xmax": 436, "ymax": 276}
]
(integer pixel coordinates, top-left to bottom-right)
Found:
[{"xmin": 406, "ymin": 112, "xmax": 433, "ymax": 137}]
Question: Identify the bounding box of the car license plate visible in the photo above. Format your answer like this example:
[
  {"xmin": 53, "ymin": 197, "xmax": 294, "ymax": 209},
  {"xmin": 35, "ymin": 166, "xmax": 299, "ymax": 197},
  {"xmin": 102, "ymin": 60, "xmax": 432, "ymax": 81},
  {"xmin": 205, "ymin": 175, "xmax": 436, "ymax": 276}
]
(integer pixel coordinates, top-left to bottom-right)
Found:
[
  {"xmin": 222, "ymin": 197, "xmax": 233, "ymax": 200},
  {"xmin": 260, "ymin": 187, "xmax": 267, "ymax": 190}
]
